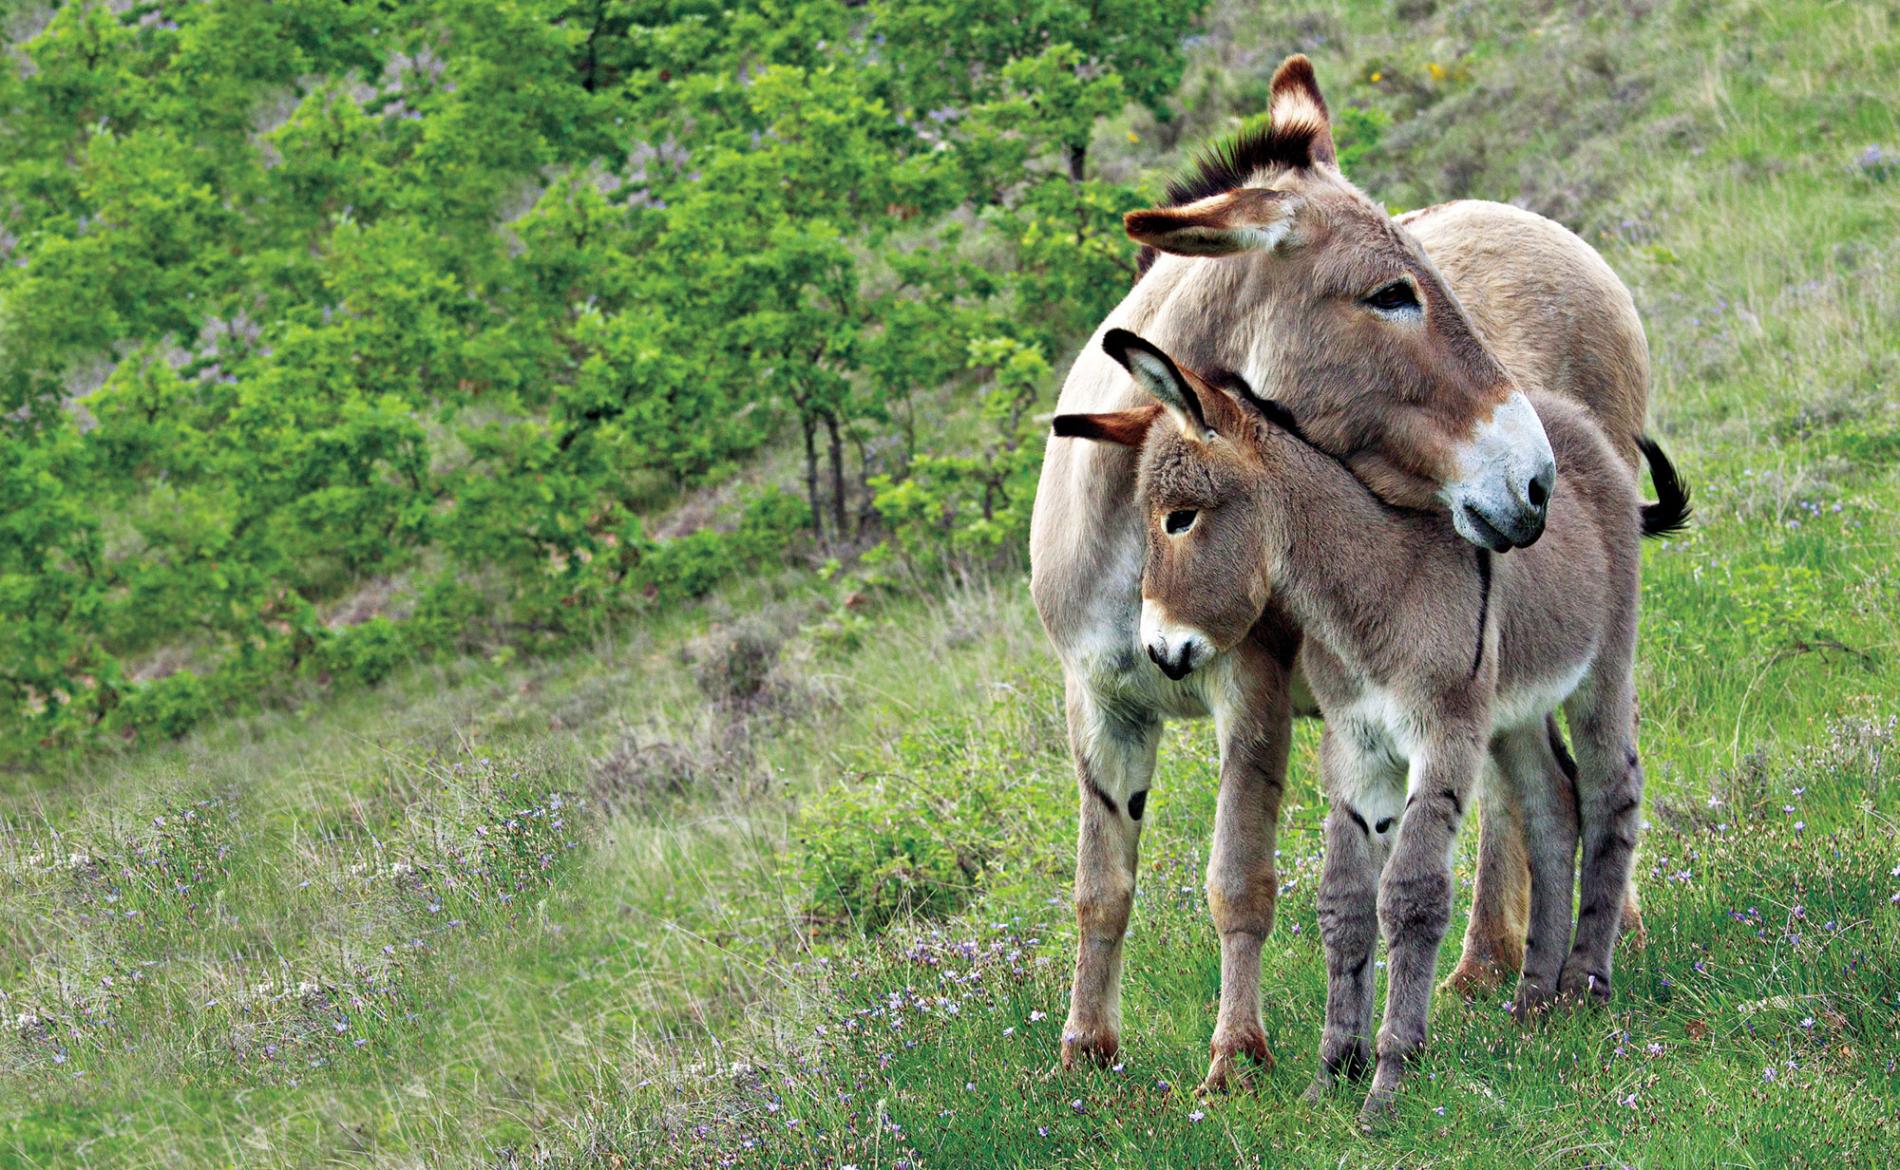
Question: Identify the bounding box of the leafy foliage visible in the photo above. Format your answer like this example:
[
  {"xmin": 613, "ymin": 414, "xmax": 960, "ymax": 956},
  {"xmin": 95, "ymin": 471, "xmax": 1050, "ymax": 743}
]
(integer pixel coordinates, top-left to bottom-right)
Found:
[{"xmin": 0, "ymin": 0, "xmax": 1208, "ymax": 760}]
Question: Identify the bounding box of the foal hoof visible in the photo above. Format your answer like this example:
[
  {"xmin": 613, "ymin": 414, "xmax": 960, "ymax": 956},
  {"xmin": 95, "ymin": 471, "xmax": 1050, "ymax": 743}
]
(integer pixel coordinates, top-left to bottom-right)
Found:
[
  {"xmin": 1196, "ymin": 1027, "xmax": 1273, "ymax": 1096},
  {"xmin": 1358, "ymin": 1085, "xmax": 1400, "ymax": 1133},
  {"xmin": 1558, "ymin": 963, "xmax": 1613, "ymax": 1007},
  {"xmin": 1060, "ymin": 1021, "xmax": 1120, "ymax": 1070},
  {"xmin": 1302, "ymin": 1074, "xmax": 1343, "ymax": 1105},
  {"xmin": 1510, "ymin": 979, "xmax": 1559, "ymax": 1022}
]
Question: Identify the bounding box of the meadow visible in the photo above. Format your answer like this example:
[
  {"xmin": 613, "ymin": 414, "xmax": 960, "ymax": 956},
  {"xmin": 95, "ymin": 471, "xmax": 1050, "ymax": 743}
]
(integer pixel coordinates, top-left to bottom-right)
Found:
[{"xmin": 3, "ymin": 0, "xmax": 1899, "ymax": 1167}]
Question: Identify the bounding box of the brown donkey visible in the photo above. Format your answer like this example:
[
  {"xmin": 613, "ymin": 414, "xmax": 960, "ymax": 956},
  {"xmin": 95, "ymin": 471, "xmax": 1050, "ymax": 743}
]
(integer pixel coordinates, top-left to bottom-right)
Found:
[
  {"xmin": 1056, "ymin": 330, "xmax": 1688, "ymax": 1123},
  {"xmin": 1028, "ymin": 54, "xmax": 1649, "ymax": 1093}
]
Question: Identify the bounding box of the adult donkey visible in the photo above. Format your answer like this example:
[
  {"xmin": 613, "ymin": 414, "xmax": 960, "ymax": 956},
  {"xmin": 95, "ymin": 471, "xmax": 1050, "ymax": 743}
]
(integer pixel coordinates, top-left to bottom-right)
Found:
[{"xmin": 1028, "ymin": 56, "xmax": 1649, "ymax": 1093}]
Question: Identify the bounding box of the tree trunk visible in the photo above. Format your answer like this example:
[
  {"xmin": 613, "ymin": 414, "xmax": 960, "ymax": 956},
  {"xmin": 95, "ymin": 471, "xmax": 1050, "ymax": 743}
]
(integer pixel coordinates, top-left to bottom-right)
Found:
[
  {"xmin": 1067, "ymin": 143, "xmax": 1087, "ymax": 183},
  {"xmin": 823, "ymin": 410, "xmax": 848, "ymax": 543},
  {"xmin": 801, "ymin": 414, "xmax": 824, "ymax": 543}
]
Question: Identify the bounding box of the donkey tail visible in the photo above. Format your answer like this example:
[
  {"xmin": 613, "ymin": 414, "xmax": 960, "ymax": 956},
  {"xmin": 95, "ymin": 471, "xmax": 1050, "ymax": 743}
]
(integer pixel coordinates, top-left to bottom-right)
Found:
[{"xmin": 1636, "ymin": 435, "xmax": 1692, "ymax": 539}]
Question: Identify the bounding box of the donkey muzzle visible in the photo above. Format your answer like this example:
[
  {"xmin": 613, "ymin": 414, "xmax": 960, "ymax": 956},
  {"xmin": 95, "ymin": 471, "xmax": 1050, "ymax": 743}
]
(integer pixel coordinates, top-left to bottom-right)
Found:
[
  {"xmin": 1147, "ymin": 641, "xmax": 1198, "ymax": 681},
  {"xmin": 1446, "ymin": 391, "xmax": 1556, "ymax": 551}
]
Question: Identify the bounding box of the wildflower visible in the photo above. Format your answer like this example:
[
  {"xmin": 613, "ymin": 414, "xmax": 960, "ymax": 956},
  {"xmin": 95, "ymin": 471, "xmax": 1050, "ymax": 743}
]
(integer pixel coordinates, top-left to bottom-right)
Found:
[
  {"xmin": 1370, "ymin": 71, "xmax": 1383, "ymax": 82},
  {"xmin": 1763, "ymin": 1066, "xmax": 1777, "ymax": 1082},
  {"xmin": 1433, "ymin": 1105, "xmax": 1446, "ymax": 1116},
  {"xmin": 1189, "ymin": 1109, "xmax": 1206, "ymax": 1122},
  {"xmin": 1029, "ymin": 1010, "xmax": 1046, "ymax": 1022}
]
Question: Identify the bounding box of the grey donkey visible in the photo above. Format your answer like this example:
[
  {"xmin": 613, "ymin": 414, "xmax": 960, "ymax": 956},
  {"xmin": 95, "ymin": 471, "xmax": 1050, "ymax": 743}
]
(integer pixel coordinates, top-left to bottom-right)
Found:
[{"xmin": 1053, "ymin": 329, "xmax": 1689, "ymax": 1123}]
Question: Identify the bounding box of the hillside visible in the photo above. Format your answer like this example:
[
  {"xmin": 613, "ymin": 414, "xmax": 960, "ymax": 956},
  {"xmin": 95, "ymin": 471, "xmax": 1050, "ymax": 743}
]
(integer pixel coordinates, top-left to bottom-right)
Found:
[{"xmin": 3, "ymin": 0, "xmax": 1899, "ymax": 1167}]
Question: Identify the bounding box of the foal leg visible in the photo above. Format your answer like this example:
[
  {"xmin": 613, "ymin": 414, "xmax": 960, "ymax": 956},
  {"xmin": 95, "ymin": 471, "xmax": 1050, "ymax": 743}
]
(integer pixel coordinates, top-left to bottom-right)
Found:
[
  {"xmin": 1365, "ymin": 728, "xmax": 1483, "ymax": 1124},
  {"xmin": 1199, "ymin": 648, "xmax": 1293, "ymax": 1094},
  {"xmin": 1491, "ymin": 721, "xmax": 1580, "ymax": 1018},
  {"xmin": 1561, "ymin": 668, "xmax": 1644, "ymax": 1006},
  {"xmin": 1442, "ymin": 766, "xmax": 1529, "ymax": 998},
  {"xmin": 1060, "ymin": 676, "xmax": 1162, "ymax": 1068},
  {"xmin": 1548, "ymin": 719, "xmax": 1648, "ymax": 951},
  {"xmin": 1306, "ymin": 727, "xmax": 1400, "ymax": 1101}
]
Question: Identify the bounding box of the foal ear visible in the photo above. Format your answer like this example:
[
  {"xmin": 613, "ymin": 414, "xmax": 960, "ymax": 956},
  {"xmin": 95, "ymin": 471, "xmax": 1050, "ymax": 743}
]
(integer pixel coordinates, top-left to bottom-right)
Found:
[
  {"xmin": 1051, "ymin": 406, "xmax": 1160, "ymax": 448},
  {"xmin": 1100, "ymin": 329, "xmax": 1211, "ymax": 439},
  {"xmin": 1123, "ymin": 187, "xmax": 1300, "ymax": 258},
  {"xmin": 1267, "ymin": 54, "xmax": 1338, "ymax": 169}
]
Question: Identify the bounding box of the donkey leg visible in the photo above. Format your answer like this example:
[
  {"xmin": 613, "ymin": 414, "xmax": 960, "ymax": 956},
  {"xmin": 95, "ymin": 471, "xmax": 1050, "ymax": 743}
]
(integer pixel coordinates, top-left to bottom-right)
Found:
[
  {"xmin": 1560, "ymin": 671, "xmax": 1644, "ymax": 1006},
  {"xmin": 1060, "ymin": 677, "xmax": 1162, "ymax": 1069},
  {"xmin": 1198, "ymin": 649, "xmax": 1293, "ymax": 1095},
  {"xmin": 1365, "ymin": 730, "xmax": 1482, "ymax": 1124},
  {"xmin": 1491, "ymin": 722, "xmax": 1580, "ymax": 1019},
  {"xmin": 1305, "ymin": 727, "xmax": 1399, "ymax": 1102}
]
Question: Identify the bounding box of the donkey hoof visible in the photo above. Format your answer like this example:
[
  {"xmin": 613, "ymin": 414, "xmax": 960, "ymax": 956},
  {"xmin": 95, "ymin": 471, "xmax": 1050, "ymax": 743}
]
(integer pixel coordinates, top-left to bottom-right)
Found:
[
  {"xmin": 1440, "ymin": 958, "xmax": 1510, "ymax": 1000},
  {"xmin": 1197, "ymin": 1024, "xmax": 1273, "ymax": 1095},
  {"xmin": 1619, "ymin": 898, "xmax": 1649, "ymax": 950},
  {"xmin": 1060, "ymin": 1023, "xmax": 1120, "ymax": 1070}
]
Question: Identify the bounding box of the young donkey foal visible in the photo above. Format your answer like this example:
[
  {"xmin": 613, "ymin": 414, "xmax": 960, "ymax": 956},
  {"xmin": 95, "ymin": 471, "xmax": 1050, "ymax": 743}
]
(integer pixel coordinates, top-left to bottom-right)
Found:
[{"xmin": 1056, "ymin": 330, "xmax": 1688, "ymax": 1120}]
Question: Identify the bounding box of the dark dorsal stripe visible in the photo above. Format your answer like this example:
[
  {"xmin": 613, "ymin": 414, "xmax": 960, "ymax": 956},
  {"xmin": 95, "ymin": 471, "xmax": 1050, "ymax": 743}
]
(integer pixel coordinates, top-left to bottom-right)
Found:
[
  {"xmin": 1081, "ymin": 760, "xmax": 1118, "ymax": 817},
  {"xmin": 1471, "ymin": 547, "xmax": 1493, "ymax": 677}
]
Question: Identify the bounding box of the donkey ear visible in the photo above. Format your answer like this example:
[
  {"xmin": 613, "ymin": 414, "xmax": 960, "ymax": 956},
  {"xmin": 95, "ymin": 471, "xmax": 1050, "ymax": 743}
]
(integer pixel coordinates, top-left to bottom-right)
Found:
[
  {"xmin": 1268, "ymin": 54, "xmax": 1338, "ymax": 168},
  {"xmin": 1123, "ymin": 187, "xmax": 1299, "ymax": 258},
  {"xmin": 1051, "ymin": 406, "xmax": 1161, "ymax": 448},
  {"xmin": 1101, "ymin": 329, "xmax": 1211, "ymax": 439}
]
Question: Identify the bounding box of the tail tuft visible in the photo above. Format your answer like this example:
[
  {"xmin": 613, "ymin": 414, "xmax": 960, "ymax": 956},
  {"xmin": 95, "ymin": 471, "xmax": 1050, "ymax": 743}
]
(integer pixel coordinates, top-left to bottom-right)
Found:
[{"xmin": 1636, "ymin": 435, "xmax": 1692, "ymax": 539}]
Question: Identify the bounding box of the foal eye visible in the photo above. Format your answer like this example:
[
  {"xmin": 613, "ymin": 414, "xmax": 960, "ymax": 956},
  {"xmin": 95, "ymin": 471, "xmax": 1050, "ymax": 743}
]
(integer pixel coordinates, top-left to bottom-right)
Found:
[
  {"xmin": 1164, "ymin": 509, "xmax": 1198, "ymax": 535},
  {"xmin": 1363, "ymin": 281, "xmax": 1420, "ymax": 313}
]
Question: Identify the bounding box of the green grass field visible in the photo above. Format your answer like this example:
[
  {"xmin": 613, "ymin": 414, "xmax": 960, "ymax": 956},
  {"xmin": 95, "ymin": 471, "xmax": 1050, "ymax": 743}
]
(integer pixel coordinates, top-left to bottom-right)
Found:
[{"xmin": 5, "ymin": 0, "xmax": 1899, "ymax": 1166}]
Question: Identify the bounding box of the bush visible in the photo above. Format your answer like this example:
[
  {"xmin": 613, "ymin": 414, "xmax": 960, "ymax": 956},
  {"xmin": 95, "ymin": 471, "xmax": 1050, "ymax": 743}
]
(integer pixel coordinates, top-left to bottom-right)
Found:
[{"xmin": 794, "ymin": 711, "xmax": 1069, "ymax": 936}]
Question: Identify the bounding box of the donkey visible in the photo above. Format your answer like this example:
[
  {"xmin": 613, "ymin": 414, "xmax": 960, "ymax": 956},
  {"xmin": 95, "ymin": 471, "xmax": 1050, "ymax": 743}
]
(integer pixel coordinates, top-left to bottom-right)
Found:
[
  {"xmin": 1028, "ymin": 54, "xmax": 1652, "ymax": 1093},
  {"xmin": 1054, "ymin": 329, "xmax": 1689, "ymax": 1122}
]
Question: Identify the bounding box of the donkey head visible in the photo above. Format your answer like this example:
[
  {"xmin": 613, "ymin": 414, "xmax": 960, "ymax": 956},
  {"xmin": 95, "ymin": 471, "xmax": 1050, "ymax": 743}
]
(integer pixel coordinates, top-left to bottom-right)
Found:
[
  {"xmin": 1055, "ymin": 330, "xmax": 1283, "ymax": 680},
  {"xmin": 1122, "ymin": 55, "xmax": 1554, "ymax": 552}
]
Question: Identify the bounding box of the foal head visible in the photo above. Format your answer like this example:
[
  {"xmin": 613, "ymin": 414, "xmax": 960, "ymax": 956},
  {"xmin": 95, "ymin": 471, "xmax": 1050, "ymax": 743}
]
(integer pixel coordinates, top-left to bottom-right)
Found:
[
  {"xmin": 1123, "ymin": 55, "xmax": 1555, "ymax": 551},
  {"xmin": 1055, "ymin": 330, "xmax": 1288, "ymax": 680}
]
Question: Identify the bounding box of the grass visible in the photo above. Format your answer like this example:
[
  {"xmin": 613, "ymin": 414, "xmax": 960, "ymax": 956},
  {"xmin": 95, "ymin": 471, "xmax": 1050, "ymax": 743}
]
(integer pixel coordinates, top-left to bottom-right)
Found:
[{"xmin": 5, "ymin": 0, "xmax": 1900, "ymax": 1165}]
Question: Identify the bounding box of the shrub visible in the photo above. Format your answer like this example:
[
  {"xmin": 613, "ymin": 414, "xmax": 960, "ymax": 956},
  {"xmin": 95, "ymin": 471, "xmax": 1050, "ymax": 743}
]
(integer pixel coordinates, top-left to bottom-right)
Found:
[{"xmin": 794, "ymin": 712, "xmax": 1069, "ymax": 936}]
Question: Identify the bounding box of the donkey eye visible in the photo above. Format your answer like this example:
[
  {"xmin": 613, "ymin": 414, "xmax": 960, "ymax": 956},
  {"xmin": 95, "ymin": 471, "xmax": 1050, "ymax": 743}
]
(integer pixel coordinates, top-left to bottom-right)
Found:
[
  {"xmin": 1363, "ymin": 281, "xmax": 1420, "ymax": 313},
  {"xmin": 1164, "ymin": 509, "xmax": 1198, "ymax": 535}
]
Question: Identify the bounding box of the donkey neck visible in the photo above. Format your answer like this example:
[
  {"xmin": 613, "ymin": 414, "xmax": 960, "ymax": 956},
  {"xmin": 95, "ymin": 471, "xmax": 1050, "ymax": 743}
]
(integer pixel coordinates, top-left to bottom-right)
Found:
[{"xmin": 1248, "ymin": 431, "xmax": 1466, "ymax": 665}]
